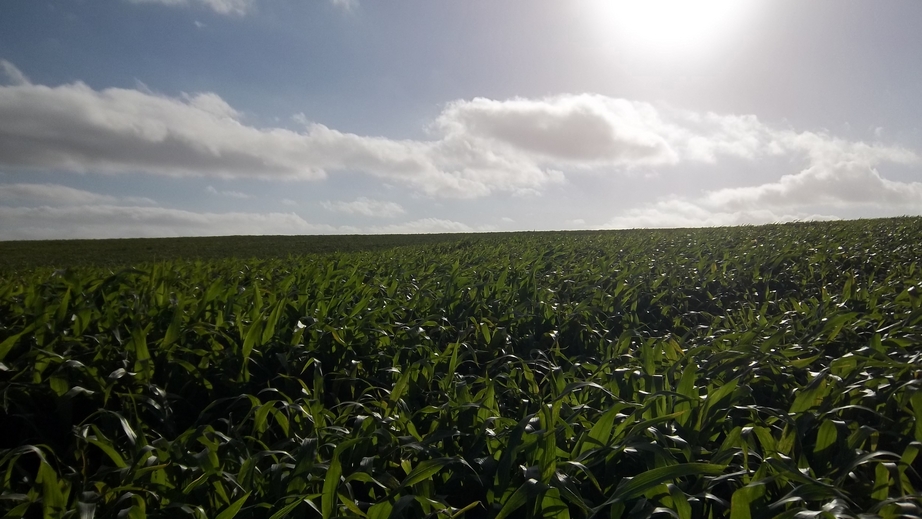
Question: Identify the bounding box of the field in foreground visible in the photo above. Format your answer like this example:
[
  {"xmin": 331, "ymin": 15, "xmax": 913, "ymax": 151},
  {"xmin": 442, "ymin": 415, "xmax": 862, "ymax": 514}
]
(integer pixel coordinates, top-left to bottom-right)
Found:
[{"xmin": 1, "ymin": 219, "xmax": 921, "ymax": 519}]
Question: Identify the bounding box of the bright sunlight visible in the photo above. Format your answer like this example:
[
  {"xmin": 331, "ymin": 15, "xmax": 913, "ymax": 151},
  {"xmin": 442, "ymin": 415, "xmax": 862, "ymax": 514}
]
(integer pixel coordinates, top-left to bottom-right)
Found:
[{"xmin": 582, "ymin": 0, "xmax": 755, "ymax": 58}]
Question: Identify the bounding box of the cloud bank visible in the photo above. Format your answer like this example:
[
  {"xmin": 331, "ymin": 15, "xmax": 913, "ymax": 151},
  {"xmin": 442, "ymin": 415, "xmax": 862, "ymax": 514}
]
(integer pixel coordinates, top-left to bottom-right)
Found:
[
  {"xmin": 2, "ymin": 59, "xmax": 921, "ymax": 232},
  {"xmin": 0, "ymin": 183, "xmax": 487, "ymax": 240}
]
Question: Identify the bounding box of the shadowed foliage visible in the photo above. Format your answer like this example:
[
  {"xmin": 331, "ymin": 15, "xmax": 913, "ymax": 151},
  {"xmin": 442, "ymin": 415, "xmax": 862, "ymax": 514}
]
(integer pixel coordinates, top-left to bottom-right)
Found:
[{"xmin": 1, "ymin": 218, "xmax": 921, "ymax": 518}]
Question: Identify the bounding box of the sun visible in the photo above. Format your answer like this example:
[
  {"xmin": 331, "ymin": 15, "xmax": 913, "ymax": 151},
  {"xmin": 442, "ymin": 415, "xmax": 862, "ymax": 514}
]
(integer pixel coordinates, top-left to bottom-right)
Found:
[{"xmin": 581, "ymin": 0, "xmax": 755, "ymax": 58}]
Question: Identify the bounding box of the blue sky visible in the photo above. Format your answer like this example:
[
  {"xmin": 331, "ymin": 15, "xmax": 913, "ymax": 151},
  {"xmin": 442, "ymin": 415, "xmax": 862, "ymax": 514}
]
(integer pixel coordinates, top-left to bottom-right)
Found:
[{"xmin": 1, "ymin": 0, "xmax": 921, "ymax": 239}]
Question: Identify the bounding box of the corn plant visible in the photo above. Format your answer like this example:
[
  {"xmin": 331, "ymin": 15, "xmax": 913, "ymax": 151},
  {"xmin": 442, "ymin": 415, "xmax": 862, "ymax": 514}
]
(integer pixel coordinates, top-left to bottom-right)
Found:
[{"xmin": 1, "ymin": 218, "xmax": 921, "ymax": 518}]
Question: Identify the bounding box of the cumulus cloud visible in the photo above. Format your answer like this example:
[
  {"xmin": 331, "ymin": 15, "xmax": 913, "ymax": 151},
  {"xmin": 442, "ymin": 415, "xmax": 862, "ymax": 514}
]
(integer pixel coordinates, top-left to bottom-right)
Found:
[
  {"xmin": 321, "ymin": 197, "xmax": 405, "ymax": 218},
  {"xmin": 605, "ymin": 140, "xmax": 922, "ymax": 229},
  {"xmin": 0, "ymin": 66, "xmax": 563, "ymax": 198},
  {"xmin": 2, "ymin": 60, "xmax": 921, "ymax": 217},
  {"xmin": 435, "ymin": 95, "xmax": 680, "ymax": 167},
  {"xmin": 704, "ymin": 163, "xmax": 922, "ymax": 211},
  {"xmin": 125, "ymin": 0, "xmax": 255, "ymax": 15}
]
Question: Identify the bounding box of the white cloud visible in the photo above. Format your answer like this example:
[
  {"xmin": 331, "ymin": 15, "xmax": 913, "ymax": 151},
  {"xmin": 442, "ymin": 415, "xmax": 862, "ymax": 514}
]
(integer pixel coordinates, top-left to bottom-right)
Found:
[
  {"xmin": 0, "ymin": 183, "xmax": 480, "ymax": 240},
  {"xmin": 605, "ymin": 148, "xmax": 922, "ymax": 229},
  {"xmin": 321, "ymin": 197, "xmax": 405, "ymax": 218},
  {"xmin": 330, "ymin": 0, "xmax": 358, "ymax": 12},
  {"xmin": 206, "ymin": 185, "xmax": 250, "ymax": 199},
  {"xmin": 616, "ymin": 130, "xmax": 922, "ymax": 228},
  {"xmin": 606, "ymin": 199, "xmax": 839, "ymax": 229},
  {"xmin": 125, "ymin": 0, "xmax": 255, "ymax": 16},
  {"xmin": 0, "ymin": 60, "xmax": 29, "ymax": 86},
  {"xmin": 0, "ymin": 204, "xmax": 340, "ymax": 241},
  {"xmin": 0, "ymin": 183, "xmax": 155, "ymax": 206},
  {"xmin": 2, "ymin": 60, "xmax": 921, "ymax": 219},
  {"xmin": 0, "ymin": 67, "xmax": 566, "ymax": 198},
  {"xmin": 703, "ymin": 163, "xmax": 922, "ymax": 211},
  {"xmin": 367, "ymin": 218, "xmax": 477, "ymax": 234},
  {"xmin": 435, "ymin": 95, "xmax": 680, "ymax": 168}
]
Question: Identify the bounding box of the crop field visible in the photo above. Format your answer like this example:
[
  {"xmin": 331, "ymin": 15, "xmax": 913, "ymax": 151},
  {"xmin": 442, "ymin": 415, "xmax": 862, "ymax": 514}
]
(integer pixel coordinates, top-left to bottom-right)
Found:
[
  {"xmin": 1, "ymin": 218, "xmax": 922, "ymax": 519},
  {"xmin": 0, "ymin": 233, "xmax": 471, "ymax": 271}
]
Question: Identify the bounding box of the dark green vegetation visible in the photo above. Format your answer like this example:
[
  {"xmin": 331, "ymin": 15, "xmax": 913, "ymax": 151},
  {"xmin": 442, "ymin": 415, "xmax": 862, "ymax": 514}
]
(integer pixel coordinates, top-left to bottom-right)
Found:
[
  {"xmin": 0, "ymin": 234, "xmax": 475, "ymax": 271},
  {"xmin": 2, "ymin": 218, "xmax": 921, "ymax": 519}
]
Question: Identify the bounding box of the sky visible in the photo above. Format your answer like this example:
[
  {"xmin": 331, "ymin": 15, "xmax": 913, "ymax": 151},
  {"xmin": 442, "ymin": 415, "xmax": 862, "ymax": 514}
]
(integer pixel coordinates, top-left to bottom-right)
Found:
[{"xmin": 1, "ymin": 0, "xmax": 922, "ymax": 240}]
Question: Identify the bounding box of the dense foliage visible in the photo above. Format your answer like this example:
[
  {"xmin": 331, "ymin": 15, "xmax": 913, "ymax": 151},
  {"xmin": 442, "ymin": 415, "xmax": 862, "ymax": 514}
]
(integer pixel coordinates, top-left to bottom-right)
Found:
[
  {"xmin": 1, "ymin": 219, "xmax": 921, "ymax": 519},
  {"xmin": 0, "ymin": 233, "xmax": 469, "ymax": 271}
]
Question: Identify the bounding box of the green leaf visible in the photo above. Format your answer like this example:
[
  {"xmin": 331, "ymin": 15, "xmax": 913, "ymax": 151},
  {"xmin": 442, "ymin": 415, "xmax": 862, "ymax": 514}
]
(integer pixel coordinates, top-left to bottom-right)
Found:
[
  {"xmin": 871, "ymin": 463, "xmax": 890, "ymax": 501},
  {"xmin": 729, "ymin": 484, "xmax": 762, "ymax": 519},
  {"xmin": 594, "ymin": 463, "xmax": 725, "ymax": 511},
  {"xmin": 813, "ymin": 419, "xmax": 837, "ymax": 455},
  {"xmin": 667, "ymin": 483, "xmax": 692, "ymax": 519},
  {"xmin": 697, "ymin": 378, "xmax": 739, "ymax": 430},
  {"xmin": 579, "ymin": 405, "xmax": 619, "ymax": 456},
  {"xmin": 899, "ymin": 442, "xmax": 919, "ymax": 494},
  {"xmin": 388, "ymin": 363, "xmax": 416, "ymax": 411},
  {"xmin": 37, "ymin": 460, "xmax": 67, "ymax": 519},
  {"xmin": 540, "ymin": 488, "xmax": 570, "ymax": 519},
  {"xmin": 242, "ymin": 318, "xmax": 264, "ymax": 362},
  {"xmin": 366, "ymin": 501, "xmax": 392, "ymax": 519},
  {"xmin": 131, "ymin": 326, "xmax": 153, "ymax": 381},
  {"xmin": 911, "ymin": 393, "xmax": 922, "ymax": 443},
  {"xmin": 268, "ymin": 496, "xmax": 308, "ymax": 519},
  {"xmin": 215, "ymin": 492, "xmax": 250, "ymax": 519},
  {"xmin": 397, "ymin": 457, "xmax": 455, "ymax": 490},
  {"xmin": 449, "ymin": 501, "xmax": 482, "ymax": 518},
  {"xmin": 0, "ymin": 324, "xmax": 36, "ymax": 362},
  {"xmin": 162, "ymin": 303, "xmax": 183, "ymax": 348},
  {"xmin": 262, "ymin": 300, "xmax": 285, "ymax": 345},
  {"xmin": 323, "ymin": 439, "xmax": 361, "ymax": 519},
  {"xmin": 495, "ymin": 480, "xmax": 536, "ymax": 519},
  {"xmin": 85, "ymin": 437, "xmax": 127, "ymax": 468}
]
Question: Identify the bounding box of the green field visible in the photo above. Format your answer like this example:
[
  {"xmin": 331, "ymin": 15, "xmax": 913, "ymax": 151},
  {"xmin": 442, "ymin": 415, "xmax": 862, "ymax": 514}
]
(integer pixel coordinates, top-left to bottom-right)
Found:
[
  {"xmin": 0, "ymin": 234, "xmax": 472, "ymax": 271},
  {"xmin": 2, "ymin": 218, "xmax": 921, "ymax": 518}
]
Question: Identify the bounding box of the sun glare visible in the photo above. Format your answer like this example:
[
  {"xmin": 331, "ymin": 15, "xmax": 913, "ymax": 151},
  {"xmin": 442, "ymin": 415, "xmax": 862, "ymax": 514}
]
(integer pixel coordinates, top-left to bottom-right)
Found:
[{"xmin": 582, "ymin": 0, "xmax": 754, "ymax": 58}]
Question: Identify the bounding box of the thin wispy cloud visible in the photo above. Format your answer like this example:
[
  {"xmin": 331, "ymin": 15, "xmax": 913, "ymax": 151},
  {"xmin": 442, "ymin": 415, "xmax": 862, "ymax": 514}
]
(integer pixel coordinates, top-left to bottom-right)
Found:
[
  {"xmin": 124, "ymin": 0, "xmax": 353, "ymax": 16},
  {"xmin": 321, "ymin": 197, "xmax": 405, "ymax": 218},
  {"xmin": 0, "ymin": 59, "xmax": 29, "ymax": 86},
  {"xmin": 206, "ymin": 185, "xmax": 251, "ymax": 199},
  {"xmin": 330, "ymin": 0, "xmax": 358, "ymax": 12},
  {"xmin": 0, "ymin": 183, "xmax": 480, "ymax": 240},
  {"xmin": 0, "ymin": 183, "xmax": 155, "ymax": 207},
  {"xmin": 367, "ymin": 218, "xmax": 484, "ymax": 234},
  {"xmin": 0, "ymin": 204, "xmax": 340, "ymax": 241},
  {"xmin": 125, "ymin": 0, "xmax": 255, "ymax": 16}
]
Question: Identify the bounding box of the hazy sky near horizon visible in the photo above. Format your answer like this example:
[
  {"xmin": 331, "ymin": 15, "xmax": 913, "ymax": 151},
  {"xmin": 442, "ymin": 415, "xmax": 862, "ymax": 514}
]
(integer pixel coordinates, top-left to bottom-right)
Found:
[{"xmin": 1, "ymin": 0, "xmax": 922, "ymax": 240}]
